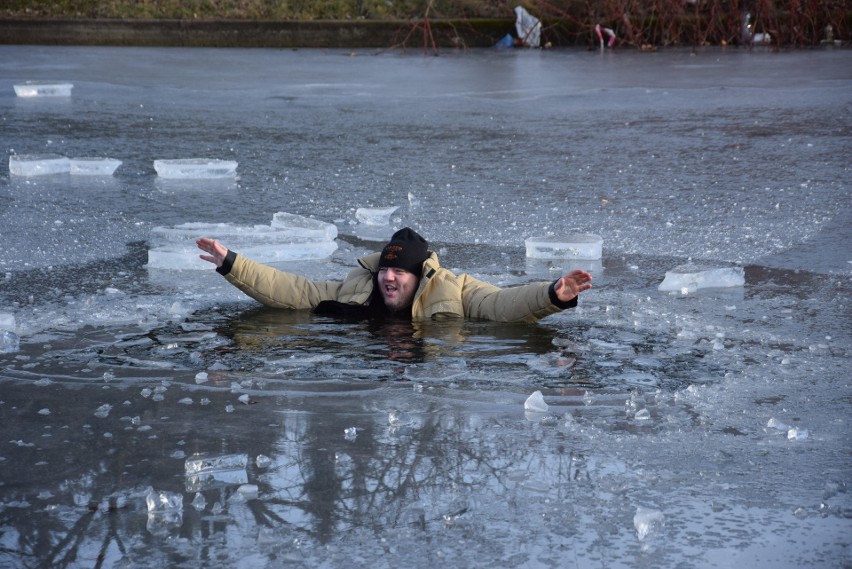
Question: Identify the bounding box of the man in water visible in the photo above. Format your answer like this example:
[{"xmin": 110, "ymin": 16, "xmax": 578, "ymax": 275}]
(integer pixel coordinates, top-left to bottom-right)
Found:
[{"xmin": 196, "ymin": 227, "xmax": 592, "ymax": 323}]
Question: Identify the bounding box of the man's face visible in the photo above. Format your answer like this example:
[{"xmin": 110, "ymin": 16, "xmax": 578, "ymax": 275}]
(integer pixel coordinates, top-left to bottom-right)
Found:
[{"xmin": 377, "ymin": 267, "xmax": 419, "ymax": 312}]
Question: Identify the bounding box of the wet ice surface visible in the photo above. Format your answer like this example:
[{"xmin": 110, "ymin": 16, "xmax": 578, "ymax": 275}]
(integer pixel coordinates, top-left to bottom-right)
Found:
[{"xmin": 0, "ymin": 45, "xmax": 850, "ymax": 568}]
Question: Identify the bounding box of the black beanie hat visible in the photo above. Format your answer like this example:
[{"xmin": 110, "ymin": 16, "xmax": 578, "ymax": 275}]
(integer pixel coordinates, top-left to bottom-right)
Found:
[{"xmin": 378, "ymin": 227, "xmax": 429, "ymax": 277}]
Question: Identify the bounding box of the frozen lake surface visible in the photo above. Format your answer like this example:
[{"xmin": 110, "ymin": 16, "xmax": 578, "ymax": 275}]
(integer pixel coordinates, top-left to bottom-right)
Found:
[{"xmin": 0, "ymin": 45, "xmax": 850, "ymax": 568}]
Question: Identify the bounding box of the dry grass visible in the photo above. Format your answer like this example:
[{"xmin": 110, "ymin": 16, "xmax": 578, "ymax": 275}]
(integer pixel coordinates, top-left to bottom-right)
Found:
[{"xmin": 0, "ymin": 0, "xmax": 510, "ymax": 20}]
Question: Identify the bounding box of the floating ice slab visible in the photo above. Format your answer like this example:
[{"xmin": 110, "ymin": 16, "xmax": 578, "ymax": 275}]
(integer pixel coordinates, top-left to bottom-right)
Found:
[
  {"xmin": 271, "ymin": 212, "xmax": 338, "ymax": 241},
  {"xmin": 658, "ymin": 264, "xmax": 745, "ymax": 293},
  {"xmin": 356, "ymin": 206, "xmax": 398, "ymax": 226},
  {"xmin": 9, "ymin": 154, "xmax": 70, "ymax": 176},
  {"xmin": 70, "ymin": 157, "xmax": 122, "ymax": 176},
  {"xmin": 185, "ymin": 452, "xmax": 248, "ymax": 475},
  {"xmin": 146, "ymin": 489, "xmax": 183, "ymax": 513},
  {"xmin": 148, "ymin": 241, "xmax": 338, "ymax": 270},
  {"xmin": 154, "ymin": 158, "xmax": 237, "ymax": 179},
  {"xmin": 634, "ymin": 506, "xmax": 665, "ymax": 540},
  {"xmin": 14, "ymin": 81, "xmax": 73, "ymax": 97},
  {"xmin": 147, "ymin": 219, "xmax": 338, "ymax": 270},
  {"xmin": 348, "ymin": 223, "xmax": 397, "ymax": 242},
  {"xmin": 185, "ymin": 453, "xmax": 249, "ymax": 492},
  {"xmin": 0, "ymin": 313, "xmax": 14, "ymax": 331},
  {"xmin": 236, "ymin": 484, "xmax": 259, "ymax": 500},
  {"xmin": 525, "ymin": 258, "xmax": 603, "ymax": 279},
  {"xmin": 1, "ymin": 330, "xmax": 19, "ymax": 354},
  {"xmin": 524, "ymin": 390, "xmax": 549, "ymax": 412},
  {"xmin": 525, "ymin": 234, "xmax": 603, "ymax": 260}
]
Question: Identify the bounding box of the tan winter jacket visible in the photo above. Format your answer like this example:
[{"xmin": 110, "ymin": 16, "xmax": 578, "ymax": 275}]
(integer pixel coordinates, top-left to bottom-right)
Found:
[{"xmin": 220, "ymin": 250, "xmax": 576, "ymax": 323}]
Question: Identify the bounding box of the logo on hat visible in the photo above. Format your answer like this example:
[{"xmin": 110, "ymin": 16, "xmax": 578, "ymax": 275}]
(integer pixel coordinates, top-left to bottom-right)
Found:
[{"xmin": 383, "ymin": 245, "xmax": 402, "ymax": 261}]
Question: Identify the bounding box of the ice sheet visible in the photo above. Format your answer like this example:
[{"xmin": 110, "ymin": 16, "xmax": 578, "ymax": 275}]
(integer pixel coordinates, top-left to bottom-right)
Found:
[{"xmin": 0, "ymin": 46, "xmax": 849, "ymax": 569}]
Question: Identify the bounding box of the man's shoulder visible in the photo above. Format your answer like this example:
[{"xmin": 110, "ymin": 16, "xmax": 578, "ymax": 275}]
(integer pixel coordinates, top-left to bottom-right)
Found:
[
  {"xmin": 357, "ymin": 251, "xmax": 382, "ymax": 272},
  {"xmin": 423, "ymin": 266, "xmax": 476, "ymax": 294}
]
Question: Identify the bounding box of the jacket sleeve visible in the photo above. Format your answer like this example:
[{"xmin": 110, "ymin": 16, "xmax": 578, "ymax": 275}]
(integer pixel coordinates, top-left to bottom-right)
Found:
[
  {"xmin": 460, "ymin": 275, "xmax": 577, "ymax": 323},
  {"xmin": 221, "ymin": 253, "xmax": 343, "ymax": 309}
]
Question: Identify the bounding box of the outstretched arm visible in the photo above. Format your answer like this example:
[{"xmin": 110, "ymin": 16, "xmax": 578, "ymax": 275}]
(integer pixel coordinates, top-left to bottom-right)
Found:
[
  {"xmin": 195, "ymin": 237, "xmax": 346, "ymax": 309},
  {"xmin": 458, "ymin": 268, "xmax": 593, "ymax": 323},
  {"xmin": 553, "ymin": 270, "xmax": 593, "ymax": 303},
  {"xmin": 196, "ymin": 237, "xmax": 228, "ymax": 268}
]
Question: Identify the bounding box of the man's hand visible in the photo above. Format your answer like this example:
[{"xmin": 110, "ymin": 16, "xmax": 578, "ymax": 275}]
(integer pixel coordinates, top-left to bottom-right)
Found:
[
  {"xmin": 554, "ymin": 269, "xmax": 593, "ymax": 302},
  {"xmin": 196, "ymin": 237, "xmax": 228, "ymax": 268}
]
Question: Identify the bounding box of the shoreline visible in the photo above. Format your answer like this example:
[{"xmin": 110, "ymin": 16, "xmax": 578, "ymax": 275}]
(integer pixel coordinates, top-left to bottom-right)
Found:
[
  {"xmin": 5, "ymin": 18, "xmax": 847, "ymax": 50},
  {"xmin": 0, "ymin": 18, "xmax": 526, "ymax": 49}
]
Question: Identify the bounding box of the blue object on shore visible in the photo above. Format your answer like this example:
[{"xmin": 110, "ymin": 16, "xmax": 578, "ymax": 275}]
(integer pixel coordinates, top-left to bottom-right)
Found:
[{"xmin": 495, "ymin": 33, "xmax": 514, "ymax": 48}]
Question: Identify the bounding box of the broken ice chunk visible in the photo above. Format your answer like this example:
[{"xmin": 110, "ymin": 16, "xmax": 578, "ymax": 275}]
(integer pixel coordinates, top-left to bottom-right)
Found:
[
  {"xmin": 9, "ymin": 154, "xmax": 70, "ymax": 176},
  {"xmin": 146, "ymin": 489, "xmax": 183, "ymax": 513},
  {"xmin": 148, "ymin": 239, "xmax": 338, "ymax": 269},
  {"xmin": 14, "ymin": 81, "xmax": 73, "ymax": 97},
  {"xmin": 185, "ymin": 453, "xmax": 248, "ymax": 475},
  {"xmin": 70, "ymin": 157, "xmax": 122, "ymax": 176},
  {"xmin": 154, "ymin": 158, "xmax": 237, "ymax": 179},
  {"xmin": 147, "ymin": 220, "xmax": 338, "ymax": 270},
  {"xmin": 146, "ymin": 489, "xmax": 183, "ymax": 536},
  {"xmin": 634, "ymin": 506, "xmax": 665, "ymax": 540},
  {"xmin": 271, "ymin": 212, "xmax": 338, "ymax": 241},
  {"xmin": 658, "ymin": 264, "xmax": 745, "ymax": 293},
  {"xmin": 524, "ymin": 390, "xmax": 549, "ymax": 412},
  {"xmin": 355, "ymin": 206, "xmax": 398, "ymax": 226},
  {"xmin": 525, "ymin": 234, "xmax": 603, "ymax": 260},
  {"xmin": 236, "ymin": 484, "xmax": 259, "ymax": 499},
  {"xmin": 184, "ymin": 453, "xmax": 248, "ymax": 492},
  {"xmin": 0, "ymin": 313, "xmax": 15, "ymax": 331},
  {"xmin": 93, "ymin": 403, "xmax": 112, "ymax": 418},
  {"xmin": 525, "ymin": 257, "xmax": 602, "ymax": 279},
  {"xmin": 633, "ymin": 408, "xmax": 651, "ymax": 421},
  {"xmin": 1, "ymin": 330, "xmax": 18, "ymax": 354},
  {"xmin": 787, "ymin": 427, "xmax": 809, "ymax": 441},
  {"xmin": 191, "ymin": 492, "xmax": 206, "ymax": 511}
]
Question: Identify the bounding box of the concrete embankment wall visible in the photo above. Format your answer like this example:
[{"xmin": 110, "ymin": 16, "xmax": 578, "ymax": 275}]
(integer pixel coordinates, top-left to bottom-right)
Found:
[{"xmin": 0, "ymin": 19, "xmax": 521, "ymax": 49}]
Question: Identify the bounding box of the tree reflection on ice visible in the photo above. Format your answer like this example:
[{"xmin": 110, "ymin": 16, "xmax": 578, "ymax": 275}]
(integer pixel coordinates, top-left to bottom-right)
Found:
[{"xmin": 0, "ymin": 311, "xmax": 652, "ymax": 566}]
